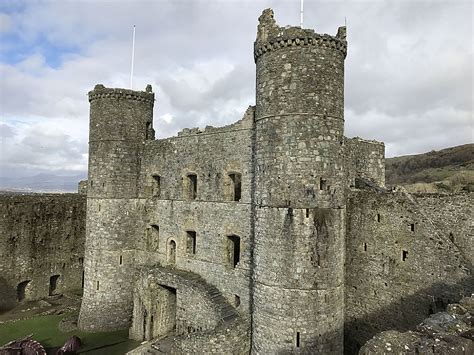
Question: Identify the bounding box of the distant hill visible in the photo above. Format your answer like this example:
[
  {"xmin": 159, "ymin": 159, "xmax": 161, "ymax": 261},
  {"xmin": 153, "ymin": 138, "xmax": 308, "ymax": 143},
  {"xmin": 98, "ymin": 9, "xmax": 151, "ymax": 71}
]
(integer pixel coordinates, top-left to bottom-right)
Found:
[
  {"xmin": 385, "ymin": 144, "xmax": 474, "ymax": 193},
  {"xmin": 0, "ymin": 173, "xmax": 86, "ymax": 193}
]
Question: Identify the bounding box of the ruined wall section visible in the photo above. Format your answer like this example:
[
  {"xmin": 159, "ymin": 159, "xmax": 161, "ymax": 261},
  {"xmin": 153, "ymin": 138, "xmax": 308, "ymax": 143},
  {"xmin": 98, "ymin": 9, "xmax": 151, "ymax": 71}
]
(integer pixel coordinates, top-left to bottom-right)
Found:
[
  {"xmin": 344, "ymin": 137, "xmax": 385, "ymax": 187},
  {"xmin": 414, "ymin": 193, "xmax": 473, "ymax": 268},
  {"xmin": 134, "ymin": 107, "xmax": 254, "ymax": 313},
  {"xmin": 345, "ymin": 189, "xmax": 473, "ymax": 354},
  {"xmin": 0, "ymin": 193, "xmax": 85, "ymax": 310},
  {"xmin": 252, "ymin": 8, "xmax": 347, "ymax": 354}
]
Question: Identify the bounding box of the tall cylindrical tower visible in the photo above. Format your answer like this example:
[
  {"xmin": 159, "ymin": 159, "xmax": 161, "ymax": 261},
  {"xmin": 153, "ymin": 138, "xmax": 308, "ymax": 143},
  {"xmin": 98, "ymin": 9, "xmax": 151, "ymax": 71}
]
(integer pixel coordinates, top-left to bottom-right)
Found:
[
  {"xmin": 78, "ymin": 85, "xmax": 154, "ymax": 331},
  {"xmin": 252, "ymin": 9, "xmax": 347, "ymax": 353}
]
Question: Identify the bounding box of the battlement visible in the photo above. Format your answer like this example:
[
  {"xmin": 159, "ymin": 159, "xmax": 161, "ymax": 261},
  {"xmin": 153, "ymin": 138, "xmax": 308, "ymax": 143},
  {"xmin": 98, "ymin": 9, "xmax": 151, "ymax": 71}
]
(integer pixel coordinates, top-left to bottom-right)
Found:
[
  {"xmin": 88, "ymin": 84, "xmax": 155, "ymax": 104},
  {"xmin": 254, "ymin": 8, "xmax": 347, "ymax": 62}
]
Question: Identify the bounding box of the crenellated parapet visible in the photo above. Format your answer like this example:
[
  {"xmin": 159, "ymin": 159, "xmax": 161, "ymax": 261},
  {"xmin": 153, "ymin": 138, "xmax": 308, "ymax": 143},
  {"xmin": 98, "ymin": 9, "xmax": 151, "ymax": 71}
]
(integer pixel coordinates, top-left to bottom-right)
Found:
[
  {"xmin": 88, "ymin": 84, "xmax": 154, "ymax": 105},
  {"xmin": 254, "ymin": 8, "xmax": 347, "ymax": 62}
]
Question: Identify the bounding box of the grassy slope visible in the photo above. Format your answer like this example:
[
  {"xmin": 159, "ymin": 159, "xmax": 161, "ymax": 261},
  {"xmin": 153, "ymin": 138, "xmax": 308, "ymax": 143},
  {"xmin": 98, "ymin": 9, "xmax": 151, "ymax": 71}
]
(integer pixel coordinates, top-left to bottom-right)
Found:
[
  {"xmin": 0, "ymin": 314, "xmax": 139, "ymax": 354},
  {"xmin": 385, "ymin": 144, "xmax": 474, "ymax": 192}
]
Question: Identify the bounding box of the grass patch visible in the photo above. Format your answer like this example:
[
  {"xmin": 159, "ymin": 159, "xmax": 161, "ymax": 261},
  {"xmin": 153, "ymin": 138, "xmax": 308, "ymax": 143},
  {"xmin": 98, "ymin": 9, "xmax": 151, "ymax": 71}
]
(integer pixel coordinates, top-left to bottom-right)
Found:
[{"xmin": 0, "ymin": 314, "xmax": 139, "ymax": 354}]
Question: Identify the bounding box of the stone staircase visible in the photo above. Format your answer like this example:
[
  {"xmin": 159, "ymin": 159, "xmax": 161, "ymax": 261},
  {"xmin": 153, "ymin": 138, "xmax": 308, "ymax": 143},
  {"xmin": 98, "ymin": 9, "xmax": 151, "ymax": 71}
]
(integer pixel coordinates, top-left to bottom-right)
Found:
[{"xmin": 162, "ymin": 266, "xmax": 238, "ymax": 325}]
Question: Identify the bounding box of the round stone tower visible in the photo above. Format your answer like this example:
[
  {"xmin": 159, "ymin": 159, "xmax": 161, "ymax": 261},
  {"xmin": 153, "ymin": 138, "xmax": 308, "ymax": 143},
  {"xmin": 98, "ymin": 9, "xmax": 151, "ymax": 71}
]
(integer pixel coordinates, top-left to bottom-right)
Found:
[
  {"xmin": 78, "ymin": 85, "xmax": 154, "ymax": 331},
  {"xmin": 252, "ymin": 9, "xmax": 347, "ymax": 353}
]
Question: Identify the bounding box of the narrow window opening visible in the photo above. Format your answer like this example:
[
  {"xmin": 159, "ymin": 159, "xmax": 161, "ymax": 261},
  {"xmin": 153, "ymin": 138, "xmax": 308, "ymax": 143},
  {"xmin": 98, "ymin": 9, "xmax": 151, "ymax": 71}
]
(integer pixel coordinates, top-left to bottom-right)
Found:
[
  {"xmin": 377, "ymin": 213, "xmax": 381, "ymax": 222},
  {"xmin": 449, "ymin": 232, "xmax": 454, "ymax": 243},
  {"xmin": 49, "ymin": 275, "xmax": 60, "ymax": 296},
  {"xmin": 152, "ymin": 175, "xmax": 161, "ymax": 198},
  {"xmin": 319, "ymin": 178, "xmax": 327, "ymax": 190},
  {"xmin": 229, "ymin": 173, "xmax": 242, "ymax": 201},
  {"xmin": 305, "ymin": 209, "xmax": 310, "ymax": 218},
  {"xmin": 234, "ymin": 295, "xmax": 241, "ymax": 307},
  {"xmin": 96, "ymin": 281, "xmax": 100, "ymax": 290},
  {"xmin": 402, "ymin": 250, "xmax": 408, "ymax": 261},
  {"xmin": 410, "ymin": 223, "xmax": 415, "ymax": 232},
  {"xmin": 296, "ymin": 332, "xmax": 300, "ymax": 348},
  {"xmin": 81, "ymin": 270, "xmax": 85, "ymax": 289},
  {"xmin": 90, "ymin": 180, "xmax": 93, "ymax": 187},
  {"xmin": 119, "ymin": 255, "xmax": 123, "ymax": 265},
  {"xmin": 227, "ymin": 235, "xmax": 241, "ymax": 268},
  {"xmin": 78, "ymin": 257, "xmax": 84, "ymax": 265},
  {"xmin": 145, "ymin": 122, "xmax": 152, "ymax": 140},
  {"xmin": 168, "ymin": 240, "xmax": 177, "ymax": 265},
  {"xmin": 364, "ymin": 243, "xmax": 367, "ymax": 252},
  {"xmin": 186, "ymin": 174, "xmax": 197, "ymax": 200},
  {"xmin": 186, "ymin": 231, "xmax": 197, "ymax": 255},
  {"xmin": 149, "ymin": 224, "xmax": 160, "ymax": 251},
  {"xmin": 17, "ymin": 280, "xmax": 30, "ymax": 302}
]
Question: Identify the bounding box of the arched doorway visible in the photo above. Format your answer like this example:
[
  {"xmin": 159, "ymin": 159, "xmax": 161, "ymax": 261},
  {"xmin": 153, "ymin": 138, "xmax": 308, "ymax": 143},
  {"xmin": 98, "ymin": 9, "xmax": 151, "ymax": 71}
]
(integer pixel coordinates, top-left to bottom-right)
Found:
[{"xmin": 168, "ymin": 240, "xmax": 176, "ymax": 265}]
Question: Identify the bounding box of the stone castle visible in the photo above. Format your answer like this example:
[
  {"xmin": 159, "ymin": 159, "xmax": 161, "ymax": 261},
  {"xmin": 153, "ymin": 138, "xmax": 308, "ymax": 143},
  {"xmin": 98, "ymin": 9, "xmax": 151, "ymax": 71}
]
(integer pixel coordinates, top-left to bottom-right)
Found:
[{"xmin": 0, "ymin": 8, "xmax": 472, "ymax": 354}]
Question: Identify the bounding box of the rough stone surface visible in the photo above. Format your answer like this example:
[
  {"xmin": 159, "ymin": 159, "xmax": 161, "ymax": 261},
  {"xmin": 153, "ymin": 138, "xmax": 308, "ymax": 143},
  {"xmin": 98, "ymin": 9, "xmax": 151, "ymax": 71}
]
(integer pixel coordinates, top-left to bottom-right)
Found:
[
  {"xmin": 359, "ymin": 296, "xmax": 474, "ymax": 354},
  {"xmin": 0, "ymin": 193, "xmax": 86, "ymax": 311}
]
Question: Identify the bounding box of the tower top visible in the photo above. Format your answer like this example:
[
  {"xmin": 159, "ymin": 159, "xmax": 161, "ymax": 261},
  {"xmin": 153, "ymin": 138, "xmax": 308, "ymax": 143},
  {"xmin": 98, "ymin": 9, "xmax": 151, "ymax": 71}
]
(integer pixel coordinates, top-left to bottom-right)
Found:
[
  {"xmin": 88, "ymin": 84, "xmax": 154, "ymax": 104},
  {"xmin": 254, "ymin": 8, "xmax": 347, "ymax": 62}
]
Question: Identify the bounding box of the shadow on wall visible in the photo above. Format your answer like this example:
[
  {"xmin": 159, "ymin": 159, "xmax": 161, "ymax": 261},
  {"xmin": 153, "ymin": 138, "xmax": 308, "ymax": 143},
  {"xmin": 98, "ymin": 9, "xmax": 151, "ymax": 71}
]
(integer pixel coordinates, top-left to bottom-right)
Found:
[
  {"xmin": 344, "ymin": 276, "xmax": 474, "ymax": 355},
  {"xmin": 0, "ymin": 277, "xmax": 16, "ymax": 311}
]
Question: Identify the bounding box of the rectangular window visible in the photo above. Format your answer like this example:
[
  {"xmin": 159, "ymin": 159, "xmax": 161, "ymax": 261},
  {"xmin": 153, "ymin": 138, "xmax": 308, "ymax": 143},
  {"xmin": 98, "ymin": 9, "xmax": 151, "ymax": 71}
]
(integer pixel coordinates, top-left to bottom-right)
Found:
[
  {"xmin": 96, "ymin": 281, "xmax": 100, "ymax": 290},
  {"xmin": 186, "ymin": 231, "xmax": 197, "ymax": 255},
  {"xmin": 377, "ymin": 213, "xmax": 381, "ymax": 222},
  {"xmin": 186, "ymin": 174, "xmax": 197, "ymax": 200},
  {"xmin": 119, "ymin": 255, "xmax": 123, "ymax": 265},
  {"xmin": 320, "ymin": 178, "xmax": 327, "ymax": 190},
  {"xmin": 227, "ymin": 235, "xmax": 241, "ymax": 268},
  {"xmin": 305, "ymin": 209, "xmax": 310, "ymax": 218},
  {"xmin": 229, "ymin": 173, "xmax": 242, "ymax": 201},
  {"xmin": 410, "ymin": 223, "xmax": 415, "ymax": 232},
  {"xmin": 152, "ymin": 175, "xmax": 161, "ymax": 198},
  {"xmin": 296, "ymin": 332, "xmax": 300, "ymax": 348}
]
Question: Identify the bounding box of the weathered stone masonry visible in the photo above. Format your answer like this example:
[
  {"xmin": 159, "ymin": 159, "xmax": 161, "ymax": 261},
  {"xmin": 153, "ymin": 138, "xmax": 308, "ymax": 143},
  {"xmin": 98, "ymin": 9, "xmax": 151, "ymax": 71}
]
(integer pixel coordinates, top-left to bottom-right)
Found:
[
  {"xmin": 0, "ymin": 193, "xmax": 86, "ymax": 310},
  {"xmin": 75, "ymin": 8, "xmax": 472, "ymax": 355}
]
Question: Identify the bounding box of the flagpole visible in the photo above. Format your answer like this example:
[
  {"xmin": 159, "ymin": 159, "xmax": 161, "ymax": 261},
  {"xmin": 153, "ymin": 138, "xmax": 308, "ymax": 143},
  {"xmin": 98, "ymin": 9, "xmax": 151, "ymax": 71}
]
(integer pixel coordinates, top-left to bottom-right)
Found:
[
  {"xmin": 300, "ymin": 0, "xmax": 304, "ymax": 28},
  {"xmin": 130, "ymin": 25, "xmax": 136, "ymax": 89}
]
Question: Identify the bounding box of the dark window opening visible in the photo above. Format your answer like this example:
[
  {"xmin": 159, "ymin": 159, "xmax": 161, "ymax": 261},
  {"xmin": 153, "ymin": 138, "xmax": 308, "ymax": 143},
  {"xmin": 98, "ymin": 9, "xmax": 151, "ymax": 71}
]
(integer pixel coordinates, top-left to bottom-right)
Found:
[
  {"xmin": 96, "ymin": 281, "xmax": 100, "ymax": 290},
  {"xmin": 449, "ymin": 232, "xmax": 454, "ymax": 243},
  {"xmin": 145, "ymin": 122, "xmax": 152, "ymax": 140},
  {"xmin": 229, "ymin": 173, "xmax": 242, "ymax": 201},
  {"xmin": 296, "ymin": 332, "xmax": 300, "ymax": 348},
  {"xmin": 364, "ymin": 243, "xmax": 367, "ymax": 252},
  {"xmin": 152, "ymin": 175, "xmax": 161, "ymax": 198},
  {"xmin": 49, "ymin": 275, "xmax": 60, "ymax": 296},
  {"xmin": 410, "ymin": 223, "xmax": 415, "ymax": 232},
  {"xmin": 90, "ymin": 180, "xmax": 93, "ymax": 187},
  {"xmin": 168, "ymin": 240, "xmax": 177, "ymax": 265},
  {"xmin": 402, "ymin": 250, "xmax": 408, "ymax": 261},
  {"xmin": 119, "ymin": 255, "xmax": 123, "ymax": 265},
  {"xmin": 149, "ymin": 224, "xmax": 160, "ymax": 251},
  {"xmin": 81, "ymin": 271, "xmax": 85, "ymax": 289},
  {"xmin": 78, "ymin": 257, "xmax": 84, "ymax": 265},
  {"xmin": 320, "ymin": 178, "xmax": 327, "ymax": 190},
  {"xmin": 186, "ymin": 174, "xmax": 197, "ymax": 200},
  {"xmin": 186, "ymin": 231, "xmax": 197, "ymax": 255},
  {"xmin": 17, "ymin": 280, "xmax": 30, "ymax": 302},
  {"xmin": 377, "ymin": 213, "xmax": 381, "ymax": 222},
  {"xmin": 235, "ymin": 295, "xmax": 241, "ymax": 307},
  {"xmin": 305, "ymin": 209, "xmax": 310, "ymax": 218},
  {"xmin": 227, "ymin": 235, "xmax": 241, "ymax": 268}
]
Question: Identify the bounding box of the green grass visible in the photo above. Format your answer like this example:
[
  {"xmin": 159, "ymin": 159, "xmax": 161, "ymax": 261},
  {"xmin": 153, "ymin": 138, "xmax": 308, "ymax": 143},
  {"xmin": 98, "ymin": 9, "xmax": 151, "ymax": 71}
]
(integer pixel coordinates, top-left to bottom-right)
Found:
[{"xmin": 0, "ymin": 314, "xmax": 140, "ymax": 354}]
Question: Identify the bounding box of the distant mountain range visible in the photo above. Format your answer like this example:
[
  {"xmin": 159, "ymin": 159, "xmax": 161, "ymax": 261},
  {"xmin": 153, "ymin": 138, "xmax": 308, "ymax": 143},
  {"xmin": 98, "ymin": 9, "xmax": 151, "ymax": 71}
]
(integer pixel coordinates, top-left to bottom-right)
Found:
[
  {"xmin": 0, "ymin": 173, "xmax": 86, "ymax": 193},
  {"xmin": 386, "ymin": 144, "xmax": 474, "ymax": 193}
]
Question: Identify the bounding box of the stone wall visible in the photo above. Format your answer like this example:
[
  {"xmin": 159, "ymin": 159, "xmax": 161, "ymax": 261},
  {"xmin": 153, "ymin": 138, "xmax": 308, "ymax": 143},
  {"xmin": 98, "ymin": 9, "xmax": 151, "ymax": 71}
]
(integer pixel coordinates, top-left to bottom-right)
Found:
[
  {"xmin": 0, "ymin": 193, "xmax": 86, "ymax": 311},
  {"xmin": 345, "ymin": 188, "xmax": 473, "ymax": 353},
  {"xmin": 344, "ymin": 137, "xmax": 385, "ymax": 187},
  {"xmin": 413, "ymin": 193, "xmax": 473, "ymax": 268}
]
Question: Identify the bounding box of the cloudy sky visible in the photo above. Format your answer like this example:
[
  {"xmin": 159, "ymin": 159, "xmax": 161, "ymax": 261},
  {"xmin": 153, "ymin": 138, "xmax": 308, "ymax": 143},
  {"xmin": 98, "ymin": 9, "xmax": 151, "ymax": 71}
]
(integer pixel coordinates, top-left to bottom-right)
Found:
[{"xmin": 0, "ymin": 0, "xmax": 472, "ymax": 180}]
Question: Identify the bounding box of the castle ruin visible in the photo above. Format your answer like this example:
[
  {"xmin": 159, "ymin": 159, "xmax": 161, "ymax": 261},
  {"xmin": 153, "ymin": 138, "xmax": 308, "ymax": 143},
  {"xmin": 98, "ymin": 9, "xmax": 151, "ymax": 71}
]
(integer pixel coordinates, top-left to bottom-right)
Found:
[{"xmin": 0, "ymin": 8, "xmax": 471, "ymax": 355}]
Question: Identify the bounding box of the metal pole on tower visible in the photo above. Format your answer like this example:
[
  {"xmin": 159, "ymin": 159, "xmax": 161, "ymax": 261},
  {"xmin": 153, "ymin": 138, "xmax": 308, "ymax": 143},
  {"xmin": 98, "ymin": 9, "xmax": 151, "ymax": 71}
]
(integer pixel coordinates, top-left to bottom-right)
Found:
[
  {"xmin": 300, "ymin": 0, "xmax": 304, "ymax": 28},
  {"xmin": 130, "ymin": 25, "xmax": 136, "ymax": 89}
]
